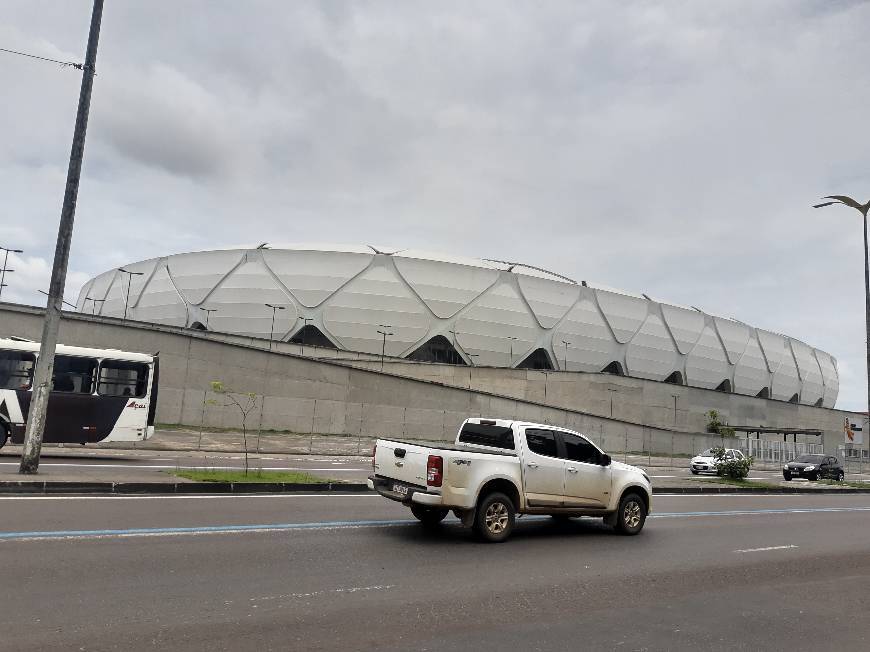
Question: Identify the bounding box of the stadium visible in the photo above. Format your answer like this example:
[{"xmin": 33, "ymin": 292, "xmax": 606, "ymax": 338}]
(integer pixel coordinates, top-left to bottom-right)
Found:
[{"xmin": 76, "ymin": 244, "xmax": 839, "ymax": 408}]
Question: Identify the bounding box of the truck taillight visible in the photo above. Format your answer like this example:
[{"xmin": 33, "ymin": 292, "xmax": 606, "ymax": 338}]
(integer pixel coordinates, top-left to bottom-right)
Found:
[
  {"xmin": 372, "ymin": 443, "xmax": 377, "ymax": 471},
  {"xmin": 427, "ymin": 455, "xmax": 443, "ymax": 487}
]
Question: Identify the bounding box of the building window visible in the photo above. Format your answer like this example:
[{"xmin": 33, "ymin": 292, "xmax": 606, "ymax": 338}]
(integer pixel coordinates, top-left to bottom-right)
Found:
[
  {"xmin": 716, "ymin": 379, "xmax": 732, "ymax": 393},
  {"xmin": 289, "ymin": 325, "xmax": 338, "ymax": 350},
  {"xmin": 664, "ymin": 371, "xmax": 683, "ymax": 385},
  {"xmin": 788, "ymin": 393, "xmax": 799, "ymax": 404},
  {"xmin": 516, "ymin": 348, "xmax": 553, "ymax": 370},
  {"xmin": 406, "ymin": 335, "xmax": 465, "ymax": 365},
  {"xmin": 756, "ymin": 387, "xmax": 770, "ymax": 399},
  {"xmin": 601, "ymin": 361, "xmax": 624, "ymax": 376}
]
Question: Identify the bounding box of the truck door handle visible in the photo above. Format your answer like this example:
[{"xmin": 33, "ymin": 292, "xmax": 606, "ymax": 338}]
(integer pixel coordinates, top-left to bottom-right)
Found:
[
  {"xmin": 567, "ymin": 467, "xmax": 578, "ymax": 474},
  {"xmin": 527, "ymin": 462, "xmax": 538, "ymax": 469}
]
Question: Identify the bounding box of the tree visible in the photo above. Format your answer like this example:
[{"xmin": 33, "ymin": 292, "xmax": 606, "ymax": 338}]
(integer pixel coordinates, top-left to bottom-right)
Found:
[{"xmin": 210, "ymin": 381, "xmax": 260, "ymax": 475}]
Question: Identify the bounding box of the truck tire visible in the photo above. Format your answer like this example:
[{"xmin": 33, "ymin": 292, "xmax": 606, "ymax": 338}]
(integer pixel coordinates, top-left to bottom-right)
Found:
[
  {"xmin": 410, "ymin": 504, "xmax": 449, "ymax": 526},
  {"xmin": 473, "ymin": 492, "xmax": 515, "ymax": 543},
  {"xmin": 613, "ymin": 492, "xmax": 647, "ymax": 536}
]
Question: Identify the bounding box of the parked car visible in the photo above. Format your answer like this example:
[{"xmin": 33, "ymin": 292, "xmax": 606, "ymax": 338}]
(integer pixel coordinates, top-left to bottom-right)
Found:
[
  {"xmin": 783, "ymin": 454, "xmax": 844, "ymax": 481},
  {"xmin": 690, "ymin": 448, "xmax": 746, "ymax": 475},
  {"xmin": 368, "ymin": 417, "xmax": 652, "ymax": 542}
]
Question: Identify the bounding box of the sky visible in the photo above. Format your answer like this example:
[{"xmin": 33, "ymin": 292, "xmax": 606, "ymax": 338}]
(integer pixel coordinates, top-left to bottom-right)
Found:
[{"xmin": 2, "ymin": 0, "xmax": 870, "ymax": 410}]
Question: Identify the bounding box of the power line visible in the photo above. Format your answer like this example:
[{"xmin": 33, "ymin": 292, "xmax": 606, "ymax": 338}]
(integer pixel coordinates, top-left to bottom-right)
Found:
[{"xmin": 0, "ymin": 47, "xmax": 83, "ymax": 70}]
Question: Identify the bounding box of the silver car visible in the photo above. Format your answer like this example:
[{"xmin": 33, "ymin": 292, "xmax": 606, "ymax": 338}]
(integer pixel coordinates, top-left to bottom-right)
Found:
[{"xmin": 690, "ymin": 448, "xmax": 746, "ymax": 475}]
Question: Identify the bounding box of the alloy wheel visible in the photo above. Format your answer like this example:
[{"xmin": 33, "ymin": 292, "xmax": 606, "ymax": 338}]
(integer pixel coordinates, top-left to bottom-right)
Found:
[
  {"xmin": 623, "ymin": 501, "xmax": 642, "ymax": 530},
  {"xmin": 485, "ymin": 502, "xmax": 509, "ymax": 534}
]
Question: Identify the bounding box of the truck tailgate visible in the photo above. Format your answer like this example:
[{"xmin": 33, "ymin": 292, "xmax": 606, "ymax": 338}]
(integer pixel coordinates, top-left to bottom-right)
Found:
[{"xmin": 374, "ymin": 440, "xmax": 432, "ymax": 488}]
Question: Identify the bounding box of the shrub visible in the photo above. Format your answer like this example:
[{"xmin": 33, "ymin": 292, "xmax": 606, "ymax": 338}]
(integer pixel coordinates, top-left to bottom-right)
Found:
[{"xmin": 711, "ymin": 446, "xmax": 753, "ymax": 479}]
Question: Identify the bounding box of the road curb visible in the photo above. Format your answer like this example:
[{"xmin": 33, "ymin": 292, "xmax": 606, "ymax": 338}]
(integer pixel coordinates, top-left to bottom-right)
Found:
[
  {"xmin": 0, "ymin": 481, "xmax": 868, "ymax": 495},
  {"xmin": 0, "ymin": 481, "xmax": 372, "ymax": 495},
  {"xmin": 653, "ymin": 486, "xmax": 870, "ymax": 494}
]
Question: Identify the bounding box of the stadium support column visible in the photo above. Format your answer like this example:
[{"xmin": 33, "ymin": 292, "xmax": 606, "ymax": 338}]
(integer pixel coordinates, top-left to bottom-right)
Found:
[{"xmin": 20, "ymin": 0, "xmax": 104, "ymax": 474}]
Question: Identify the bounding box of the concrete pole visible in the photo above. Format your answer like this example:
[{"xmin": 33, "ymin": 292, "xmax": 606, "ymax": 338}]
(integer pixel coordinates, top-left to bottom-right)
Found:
[
  {"xmin": 863, "ymin": 210, "xmax": 870, "ymax": 463},
  {"xmin": 20, "ymin": 0, "xmax": 104, "ymax": 474}
]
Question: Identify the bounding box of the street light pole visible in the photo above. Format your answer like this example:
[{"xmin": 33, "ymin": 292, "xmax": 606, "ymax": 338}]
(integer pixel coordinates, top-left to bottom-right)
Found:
[
  {"xmin": 265, "ymin": 304, "xmax": 285, "ymax": 351},
  {"xmin": 607, "ymin": 387, "xmax": 617, "ymax": 418},
  {"xmin": 0, "ymin": 246, "xmax": 23, "ymax": 300},
  {"xmin": 561, "ymin": 339, "xmax": 571, "ymax": 372},
  {"xmin": 118, "ymin": 267, "xmax": 144, "ymax": 320},
  {"xmin": 20, "ymin": 0, "xmax": 104, "ymax": 475},
  {"xmin": 85, "ymin": 296, "xmax": 105, "ymax": 315},
  {"xmin": 37, "ymin": 290, "xmax": 76, "ymax": 309},
  {"xmin": 507, "ymin": 336, "xmax": 518, "ymax": 368},
  {"xmin": 202, "ymin": 307, "xmax": 217, "ymax": 330},
  {"xmin": 377, "ymin": 324, "xmax": 393, "ymax": 371},
  {"xmin": 300, "ymin": 317, "xmax": 313, "ymax": 356},
  {"xmin": 814, "ymin": 195, "xmax": 870, "ymax": 459}
]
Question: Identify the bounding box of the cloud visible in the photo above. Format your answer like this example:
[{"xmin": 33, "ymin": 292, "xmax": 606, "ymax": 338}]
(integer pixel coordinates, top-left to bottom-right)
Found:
[{"xmin": 2, "ymin": 0, "xmax": 870, "ymax": 409}]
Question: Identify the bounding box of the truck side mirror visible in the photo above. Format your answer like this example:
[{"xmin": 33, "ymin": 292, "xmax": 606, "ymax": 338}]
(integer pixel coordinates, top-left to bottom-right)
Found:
[{"xmin": 600, "ymin": 453, "xmax": 611, "ymax": 466}]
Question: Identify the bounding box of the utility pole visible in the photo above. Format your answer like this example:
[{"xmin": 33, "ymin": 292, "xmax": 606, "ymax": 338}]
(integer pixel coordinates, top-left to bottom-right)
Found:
[
  {"xmin": 0, "ymin": 245, "xmax": 23, "ymax": 300},
  {"xmin": 507, "ymin": 335, "xmax": 518, "ymax": 367},
  {"xmin": 561, "ymin": 339, "xmax": 571, "ymax": 371},
  {"xmin": 20, "ymin": 0, "xmax": 104, "ymax": 474}
]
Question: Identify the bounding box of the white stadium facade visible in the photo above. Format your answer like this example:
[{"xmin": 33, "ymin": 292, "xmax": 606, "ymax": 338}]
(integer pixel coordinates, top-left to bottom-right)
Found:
[{"xmin": 76, "ymin": 244, "xmax": 839, "ymax": 408}]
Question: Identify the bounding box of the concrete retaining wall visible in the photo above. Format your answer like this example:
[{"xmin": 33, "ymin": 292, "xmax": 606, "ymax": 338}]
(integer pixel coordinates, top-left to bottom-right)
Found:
[{"xmin": 1, "ymin": 303, "xmax": 860, "ymax": 456}]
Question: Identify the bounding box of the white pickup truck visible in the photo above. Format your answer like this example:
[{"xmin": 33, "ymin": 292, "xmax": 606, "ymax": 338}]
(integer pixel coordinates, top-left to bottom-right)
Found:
[{"xmin": 368, "ymin": 417, "xmax": 652, "ymax": 542}]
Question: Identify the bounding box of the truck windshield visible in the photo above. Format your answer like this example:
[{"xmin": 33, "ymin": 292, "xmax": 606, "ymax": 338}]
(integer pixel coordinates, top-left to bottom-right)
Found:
[{"xmin": 458, "ymin": 422, "xmax": 515, "ymax": 450}]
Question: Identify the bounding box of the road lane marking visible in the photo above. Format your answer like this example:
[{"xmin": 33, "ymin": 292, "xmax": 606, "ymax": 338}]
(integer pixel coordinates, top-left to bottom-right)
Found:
[
  {"xmin": 734, "ymin": 545, "xmax": 799, "ymax": 554},
  {"xmin": 252, "ymin": 584, "xmax": 394, "ymax": 601},
  {"xmin": 0, "ymin": 462, "xmax": 367, "ymax": 472},
  {"xmin": 2, "ymin": 506, "xmax": 870, "ymax": 542},
  {"xmin": 0, "ymin": 494, "xmax": 382, "ymax": 501}
]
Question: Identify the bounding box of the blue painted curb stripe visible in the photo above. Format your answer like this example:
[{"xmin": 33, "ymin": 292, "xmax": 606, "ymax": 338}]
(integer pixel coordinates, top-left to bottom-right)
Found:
[{"xmin": 1, "ymin": 505, "xmax": 869, "ymax": 541}]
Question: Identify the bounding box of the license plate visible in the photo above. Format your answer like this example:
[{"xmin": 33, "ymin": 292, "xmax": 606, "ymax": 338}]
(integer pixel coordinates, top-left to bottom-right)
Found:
[{"xmin": 393, "ymin": 483, "xmax": 409, "ymax": 496}]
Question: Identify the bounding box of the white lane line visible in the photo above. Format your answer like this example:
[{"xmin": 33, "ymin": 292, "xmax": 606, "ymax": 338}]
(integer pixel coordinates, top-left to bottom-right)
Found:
[
  {"xmin": 734, "ymin": 544, "xmax": 799, "ymax": 554},
  {"xmin": 252, "ymin": 584, "xmax": 394, "ymax": 602},
  {"xmin": 0, "ymin": 462, "xmax": 367, "ymax": 472},
  {"xmin": 0, "ymin": 494, "xmax": 382, "ymax": 501},
  {"xmin": 649, "ymin": 475, "xmax": 676, "ymax": 478}
]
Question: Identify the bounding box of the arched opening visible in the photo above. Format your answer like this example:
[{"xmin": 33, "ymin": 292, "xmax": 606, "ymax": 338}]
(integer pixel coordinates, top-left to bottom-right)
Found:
[
  {"xmin": 756, "ymin": 387, "xmax": 770, "ymax": 399},
  {"xmin": 601, "ymin": 361, "xmax": 624, "ymax": 376},
  {"xmin": 289, "ymin": 325, "xmax": 337, "ymax": 349},
  {"xmin": 516, "ymin": 348, "xmax": 554, "ymax": 370},
  {"xmin": 663, "ymin": 371, "xmax": 683, "ymax": 385},
  {"xmin": 189, "ymin": 321, "xmax": 206, "ymax": 331},
  {"xmin": 407, "ymin": 335, "xmax": 465, "ymax": 365},
  {"xmin": 813, "ymin": 398, "xmax": 824, "ymax": 407},
  {"xmin": 716, "ymin": 379, "xmax": 732, "ymax": 392},
  {"xmin": 788, "ymin": 393, "xmax": 800, "ymax": 404}
]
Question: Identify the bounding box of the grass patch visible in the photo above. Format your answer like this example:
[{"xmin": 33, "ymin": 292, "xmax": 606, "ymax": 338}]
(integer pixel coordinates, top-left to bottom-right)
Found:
[
  {"xmin": 169, "ymin": 469, "xmax": 333, "ymax": 484},
  {"xmin": 691, "ymin": 477, "xmax": 779, "ymax": 489},
  {"xmin": 816, "ymin": 479, "xmax": 870, "ymax": 489}
]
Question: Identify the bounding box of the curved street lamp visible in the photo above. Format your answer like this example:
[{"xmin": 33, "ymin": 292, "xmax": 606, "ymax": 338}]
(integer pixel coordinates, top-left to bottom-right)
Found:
[{"xmin": 814, "ymin": 195, "xmax": 870, "ymax": 451}]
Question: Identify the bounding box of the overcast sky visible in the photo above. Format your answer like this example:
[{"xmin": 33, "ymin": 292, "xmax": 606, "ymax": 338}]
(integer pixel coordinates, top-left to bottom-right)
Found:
[{"xmin": 2, "ymin": 1, "xmax": 870, "ymax": 409}]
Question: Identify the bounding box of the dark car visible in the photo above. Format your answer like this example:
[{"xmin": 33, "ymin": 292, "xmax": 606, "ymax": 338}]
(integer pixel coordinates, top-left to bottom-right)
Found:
[{"xmin": 782, "ymin": 454, "xmax": 844, "ymax": 481}]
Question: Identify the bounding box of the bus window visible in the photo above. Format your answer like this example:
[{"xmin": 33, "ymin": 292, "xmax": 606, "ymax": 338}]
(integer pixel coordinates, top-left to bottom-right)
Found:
[
  {"xmin": 0, "ymin": 351, "xmax": 35, "ymax": 390},
  {"xmin": 98, "ymin": 360, "xmax": 149, "ymax": 398},
  {"xmin": 52, "ymin": 356, "xmax": 97, "ymax": 394}
]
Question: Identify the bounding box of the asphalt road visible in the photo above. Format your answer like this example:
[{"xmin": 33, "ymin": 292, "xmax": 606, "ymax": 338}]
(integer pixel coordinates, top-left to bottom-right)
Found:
[{"xmin": 1, "ymin": 493, "xmax": 869, "ymax": 651}]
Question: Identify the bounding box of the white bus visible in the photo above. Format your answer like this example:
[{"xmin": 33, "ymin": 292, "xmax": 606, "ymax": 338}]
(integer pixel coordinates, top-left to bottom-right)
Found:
[{"xmin": 0, "ymin": 337, "xmax": 158, "ymax": 448}]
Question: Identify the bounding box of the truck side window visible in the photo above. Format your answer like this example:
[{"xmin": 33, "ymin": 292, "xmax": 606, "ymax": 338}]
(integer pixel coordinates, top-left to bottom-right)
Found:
[
  {"xmin": 525, "ymin": 429, "xmax": 557, "ymax": 458},
  {"xmin": 561, "ymin": 433, "xmax": 600, "ymax": 464}
]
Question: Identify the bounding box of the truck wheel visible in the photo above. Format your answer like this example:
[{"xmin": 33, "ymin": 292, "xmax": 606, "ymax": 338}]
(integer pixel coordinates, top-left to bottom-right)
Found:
[
  {"xmin": 614, "ymin": 492, "xmax": 647, "ymax": 536},
  {"xmin": 474, "ymin": 492, "xmax": 515, "ymax": 543},
  {"xmin": 410, "ymin": 504, "xmax": 448, "ymax": 526}
]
